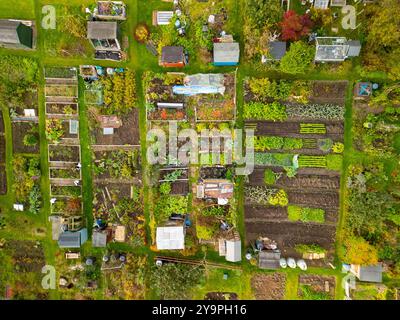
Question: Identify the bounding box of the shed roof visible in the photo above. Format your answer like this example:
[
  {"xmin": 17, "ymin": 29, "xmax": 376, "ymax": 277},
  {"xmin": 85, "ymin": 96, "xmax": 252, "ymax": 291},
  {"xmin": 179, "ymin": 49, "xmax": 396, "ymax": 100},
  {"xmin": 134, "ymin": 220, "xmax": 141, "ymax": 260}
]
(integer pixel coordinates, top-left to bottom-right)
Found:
[
  {"xmin": 0, "ymin": 20, "xmax": 33, "ymax": 48},
  {"xmin": 87, "ymin": 21, "xmax": 117, "ymax": 39},
  {"xmin": 226, "ymin": 239, "xmax": 241, "ymax": 262},
  {"xmin": 161, "ymin": 46, "xmax": 184, "ymax": 63},
  {"xmin": 359, "ymin": 264, "xmax": 383, "ymax": 283},
  {"xmin": 268, "ymin": 41, "xmax": 287, "ymax": 60},
  {"xmin": 258, "ymin": 251, "xmax": 281, "ymax": 270},
  {"xmin": 156, "ymin": 226, "xmax": 185, "ymax": 250},
  {"xmin": 213, "ymin": 42, "xmax": 240, "ymax": 63},
  {"xmin": 156, "ymin": 11, "xmax": 174, "ymax": 25},
  {"xmin": 58, "ymin": 232, "xmax": 81, "ymax": 248},
  {"xmin": 92, "ymin": 230, "xmax": 108, "ymax": 247}
]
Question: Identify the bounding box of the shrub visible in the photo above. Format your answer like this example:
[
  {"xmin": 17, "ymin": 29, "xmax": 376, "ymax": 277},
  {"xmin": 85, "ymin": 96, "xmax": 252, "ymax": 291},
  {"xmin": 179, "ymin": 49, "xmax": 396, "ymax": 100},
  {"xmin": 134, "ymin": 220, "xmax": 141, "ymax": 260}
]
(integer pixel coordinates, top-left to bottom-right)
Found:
[
  {"xmin": 342, "ymin": 236, "xmax": 378, "ymax": 265},
  {"xmin": 284, "ymin": 166, "xmax": 297, "ymax": 178},
  {"xmin": 332, "ymin": 142, "xmax": 344, "ymax": 153},
  {"xmin": 23, "ymin": 133, "xmax": 38, "ymax": 146},
  {"xmin": 317, "ymin": 138, "xmax": 333, "ymax": 152},
  {"xmin": 196, "ymin": 224, "xmax": 216, "ymax": 240},
  {"xmin": 327, "ymin": 154, "xmax": 343, "ymax": 171},
  {"xmin": 280, "ymin": 41, "xmax": 314, "ymax": 74},
  {"xmin": 248, "ymin": 77, "xmax": 292, "ymax": 101},
  {"xmin": 264, "ymin": 169, "xmax": 277, "ymax": 185},
  {"xmin": 159, "ymin": 182, "xmax": 171, "ymax": 195},
  {"xmin": 134, "ymin": 23, "xmax": 150, "ymax": 43},
  {"xmin": 268, "ymin": 189, "xmax": 289, "ymax": 206},
  {"xmin": 202, "ymin": 206, "xmax": 225, "ymax": 217},
  {"xmin": 295, "ymin": 244, "xmax": 326, "ymax": 255}
]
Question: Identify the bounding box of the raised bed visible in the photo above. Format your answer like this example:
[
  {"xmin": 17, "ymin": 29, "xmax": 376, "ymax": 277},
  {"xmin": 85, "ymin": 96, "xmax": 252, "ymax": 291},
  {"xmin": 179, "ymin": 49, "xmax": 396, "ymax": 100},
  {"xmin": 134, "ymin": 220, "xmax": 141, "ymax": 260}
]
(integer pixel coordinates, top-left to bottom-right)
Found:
[
  {"xmin": 50, "ymin": 185, "xmax": 82, "ymax": 197},
  {"xmin": 50, "ymin": 167, "xmax": 81, "ymax": 179},
  {"xmin": 44, "ymin": 67, "xmax": 78, "ymax": 80},
  {"xmin": 298, "ymin": 274, "xmax": 336, "ymax": 300},
  {"xmin": 48, "ymin": 144, "xmax": 80, "ymax": 163},
  {"xmin": 51, "ymin": 197, "xmax": 82, "ymax": 215},
  {"xmin": 46, "ymin": 103, "xmax": 78, "ymax": 116},
  {"xmin": 45, "ymin": 85, "xmax": 78, "ymax": 98}
]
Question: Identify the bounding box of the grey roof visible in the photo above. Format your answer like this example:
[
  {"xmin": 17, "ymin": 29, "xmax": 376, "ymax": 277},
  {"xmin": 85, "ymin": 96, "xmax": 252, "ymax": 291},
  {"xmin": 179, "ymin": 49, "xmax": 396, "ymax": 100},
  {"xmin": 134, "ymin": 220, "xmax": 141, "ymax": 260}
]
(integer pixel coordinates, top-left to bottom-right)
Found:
[
  {"xmin": 213, "ymin": 42, "xmax": 240, "ymax": 63},
  {"xmin": 92, "ymin": 230, "xmax": 108, "ymax": 247},
  {"xmin": 347, "ymin": 40, "xmax": 361, "ymax": 57},
  {"xmin": 359, "ymin": 264, "xmax": 383, "ymax": 283},
  {"xmin": 268, "ymin": 41, "xmax": 287, "ymax": 60},
  {"xmin": 87, "ymin": 21, "xmax": 117, "ymax": 39},
  {"xmin": 0, "ymin": 20, "xmax": 33, "ymax": 48},
  {"xmin": 58, "ymin": 231, "xmax": 81, "ymax": 248},
  {"xmin": 161, "ymin": 46, "xmax": 184, "ymax": 63},
  {"xmin": 259, "ymin": 251, "xmax": 281, "ymax": 270}
]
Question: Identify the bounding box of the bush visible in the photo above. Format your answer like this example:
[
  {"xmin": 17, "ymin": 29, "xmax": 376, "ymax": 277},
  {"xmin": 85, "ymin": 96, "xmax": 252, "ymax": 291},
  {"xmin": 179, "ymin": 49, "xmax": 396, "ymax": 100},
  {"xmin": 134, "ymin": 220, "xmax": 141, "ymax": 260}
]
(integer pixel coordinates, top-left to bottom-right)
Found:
[
  {"xmin": 134, "ymin": 23, "xmax": 150, "ymax": 43},
  {"xmin": 327, "ymin": 154, "xmax": 343, "ymax": 171},
  {"xmin": 23, "ymin": 133, "xmax": 38, "ymax": 146},
  {"xmin": 248, "ymin": 77, "xmax": 292, "ymax": 101},
  {"xmin": 295, "ymin": 244, "xmax": 326, "ymax": 255},
  {"xmin": 202, "ymin": 206, "xmax": 225, "ymax": 217},
  {"xmin": 342, "ymin": 236, "xmax": 378, "ymax": 265},
  {"xmin": 196, "ymin": 224, "xmax": 216, "ymax": 240},
  {"xmin": 159, "ymin": 182, "xmax": 171, "ymax": 195},
  {"xmin": 264, "ymin": 169, "xmax": 277, "ymax": 185},
  {"xmin": 268, "ymin": 189, "xmax": 288, "ymax": 206},
  {"xmin": 280, "ymin": 41, "xmax": 314, "ymax": 74},
  {"xmin": 332, "ymin": 142, "xmax": 344, "ymax": 153}
]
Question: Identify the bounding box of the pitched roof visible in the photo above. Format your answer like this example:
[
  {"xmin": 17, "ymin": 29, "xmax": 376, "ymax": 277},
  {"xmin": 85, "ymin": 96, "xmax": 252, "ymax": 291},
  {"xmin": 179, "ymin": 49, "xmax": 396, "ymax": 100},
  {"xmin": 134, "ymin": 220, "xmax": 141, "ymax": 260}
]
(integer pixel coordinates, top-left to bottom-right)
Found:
[
  {"xmin": 87, "ymin": 21, "xmax": 117, "ymax": 39},
  {"xmin": 156, "ymin": 226, "xmax": 185, "ymax": 250},
  {"xmin": 0, "ymin": 20, "xmax": 33, "ymax": 48},
  {"xmin": 213, "ymin": 42, "xmax": 240, "ymax": 63},
  {"xmin": 161, "ymin": 46, "xmax": 184, "ymax": 63}
]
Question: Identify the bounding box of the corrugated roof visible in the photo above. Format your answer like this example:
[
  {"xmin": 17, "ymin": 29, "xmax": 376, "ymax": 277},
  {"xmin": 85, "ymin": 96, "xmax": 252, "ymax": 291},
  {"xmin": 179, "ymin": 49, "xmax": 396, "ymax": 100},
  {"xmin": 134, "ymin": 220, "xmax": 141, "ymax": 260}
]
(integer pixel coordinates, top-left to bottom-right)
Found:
[
  {"xmin": 213, "ymin": 42, "xmax": 240, "ymax": 63},
  {"xmin": 92, "ymin": 230, "xmax": 108, "ymax": 247},
  {"xmin": 156, "ymin": 11, "xmax": 174, "ymax": 25},
  {"xmin": 58, "ymin": 231, "xmax": 81, "ymax": 248},
  {"xmin": 87, "ymin": 21, "xmax": 117, "ymax": 39},
  {"xmin": 259, "ymin": 251, "xmax": 281, "ymax": 270},
  {"xmin": 268, "ymin": 41, "xmax": 286, "ymax": 60},
  {"xmin": 156, "ymin": 226, "xmax": 185, "ymax": 250}
]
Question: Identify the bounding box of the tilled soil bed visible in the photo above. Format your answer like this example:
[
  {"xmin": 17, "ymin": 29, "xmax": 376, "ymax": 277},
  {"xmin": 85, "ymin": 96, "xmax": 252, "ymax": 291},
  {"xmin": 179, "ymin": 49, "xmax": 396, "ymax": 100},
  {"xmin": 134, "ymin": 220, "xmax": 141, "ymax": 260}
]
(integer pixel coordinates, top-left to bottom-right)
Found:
[
  {"xmin": 12, "ymin": 122, "xmax": 40, "ymax": 154},
  {"xmin": 251, "ymin": 273, "xmax": 286, "ymax": 300},
  {"xmin": 245, "ymin": 220, "xmax": 336, "ymax": 250},
  {"xmin": 287, "ymin": 190, "xmax": 339, "ymax": 209},
  {"xmin": 298, "ymin": 274, "xmax": 336, "ymax": 300},
  {"xmin": 0, "ymin": 165, "xmax": 7, "ymax": 194},
  {"xmin": 248, "ymin": 168, "xmax": 340, "ymax": 190},
  {"xmin": 310, "ymin": 81, "xmax": 348, "ymax": 105}
]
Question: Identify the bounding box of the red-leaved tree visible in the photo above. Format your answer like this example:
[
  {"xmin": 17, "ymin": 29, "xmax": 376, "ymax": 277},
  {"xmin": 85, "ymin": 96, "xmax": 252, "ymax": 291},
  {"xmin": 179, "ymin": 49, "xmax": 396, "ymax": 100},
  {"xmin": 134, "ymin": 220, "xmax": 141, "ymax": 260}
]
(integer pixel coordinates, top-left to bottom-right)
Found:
[{"xmin": 280, "ymin": 10, "xmax": 314, "ymax": 41}]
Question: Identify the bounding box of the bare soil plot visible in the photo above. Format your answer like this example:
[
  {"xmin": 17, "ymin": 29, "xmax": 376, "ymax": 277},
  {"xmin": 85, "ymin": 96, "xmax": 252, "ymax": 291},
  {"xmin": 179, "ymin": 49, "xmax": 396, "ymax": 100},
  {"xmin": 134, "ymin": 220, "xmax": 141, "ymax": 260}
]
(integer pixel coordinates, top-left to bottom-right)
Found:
[
  {"xmin": 298, "ymin": 274, "xmax": 336, "ymax": 300},
  {"xmin": 248, "ymin": 168, "xmax": 340, "ymax": 190},
  {"xmin": 287, "ymin": 191, "xmax": 339, "ymax": 209},
  {"xmin": 0, "ymin": 135, "xmax": 5, "ymax": 160},
  {"xmin": 310, "ymin": 81, "xmax": 348, "ymax": 105},
  {"xmin": 204, "ymin": 292, "xmax": 238, "ymax": 300},
  {"xmin": 49, "ymin": 145, "xmax": 80, "ymax": 163},
  {"xmin": 12, "ymin": 90, "xmax": 38, "ymax": 117},
  {"xmin": 90, "ymin": 109, "xmax": 140, "ymax": 146},
  {"xmin": 251, "ymin": 273, "xmax": 286, "ymax": 300},
  {"xmin": 0, "ymin": 165, "xmax": 6, "ymax": 194},
  {"xmin": 245, "ymin": 220, "xmax": 336, "ymax": 250},
  {"xmin": 12, "ymin": 121, "xmax": 40, "ymax": 154},
  {"xmin": 0, "ymin": 112, "xmax": 4, "ymax": 133},
  {"xmin": 246, "ymin": 120, "xmax": 344, "ymax": 141},
  {"xmin": 171, "ymin": 181, "xmax": 189, "ymax": 195},
  {"xmin": 5, "ymin": 240, "xmax": 45, "ymax": 273}
]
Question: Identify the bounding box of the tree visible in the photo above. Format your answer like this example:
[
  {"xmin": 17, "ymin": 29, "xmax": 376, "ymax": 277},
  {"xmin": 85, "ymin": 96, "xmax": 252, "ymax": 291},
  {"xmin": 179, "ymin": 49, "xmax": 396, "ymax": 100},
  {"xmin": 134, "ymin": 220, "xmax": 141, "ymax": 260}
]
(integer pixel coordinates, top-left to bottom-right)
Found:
[
  {"xmin": 279, "ymin": 41, "xmax": 314, "ymax": 74},
  {"xmin": 280, "ymin": 10, "xmax": 313, "ymax": 41}
]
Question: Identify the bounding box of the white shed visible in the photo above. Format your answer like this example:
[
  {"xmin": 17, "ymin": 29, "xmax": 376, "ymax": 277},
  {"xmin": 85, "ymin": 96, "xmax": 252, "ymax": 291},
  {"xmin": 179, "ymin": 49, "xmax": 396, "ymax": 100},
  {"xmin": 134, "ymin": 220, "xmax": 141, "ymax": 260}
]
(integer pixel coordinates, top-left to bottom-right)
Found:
[
  {"xmin": 156, "ymin": 225, "xmax": 185, "ymax": 250},
  {"xmin": 226, "ymin": 239, "xmax": 241, "ymax": 262}
]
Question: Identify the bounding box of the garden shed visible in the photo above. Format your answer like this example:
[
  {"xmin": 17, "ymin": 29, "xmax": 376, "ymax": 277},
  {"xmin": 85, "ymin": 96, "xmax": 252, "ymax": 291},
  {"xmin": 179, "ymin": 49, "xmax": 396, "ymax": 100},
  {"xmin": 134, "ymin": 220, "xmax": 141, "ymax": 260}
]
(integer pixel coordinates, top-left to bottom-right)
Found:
[
  {"xmin": 313, "ymin": 0, "xmax": 330, "ymax": 9},
  {"xmin": 258, "ymin": 251, "xmax": 281, "ymax": 270},
  {"xmin": 92, "ymin": 229, "xmax": 111, "ymax": 247},
  {"xmin": 213, "ymin": 42, "xmax": 240, "ymax": 66},
  {"xmin": 225, "ymin": 239, "xmax": 242, "ymax": 262},
  {"xmin": 0, "ymin": 19, "xmax": 34, "ymax": 50},
  {"xmin": 350, "ymin": 264, "xmax": 383, "ymax": 283},
  {"xmin": 87, "ymin": 21, "xmax": 120, "ymax": 52},
  {"xmin": 160, "ymin": 46, "xmax": 186, "ymax": 68},
  {"xmin": 264, "ymin": 41, "xmax": 287, "ymax": 61},
  {"xmin": 58, "ymin": 228, "xmax": 88, "ymax": 248},
  {"xmin": 156, "ymin": 225, "xmax": 185, "ymax": 250}
]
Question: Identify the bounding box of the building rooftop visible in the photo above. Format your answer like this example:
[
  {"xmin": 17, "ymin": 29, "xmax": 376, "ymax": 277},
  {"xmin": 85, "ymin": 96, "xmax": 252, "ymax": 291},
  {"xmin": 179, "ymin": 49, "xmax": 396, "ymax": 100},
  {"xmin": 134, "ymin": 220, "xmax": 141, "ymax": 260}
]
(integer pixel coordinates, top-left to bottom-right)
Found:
[
  {"xmin": 226, "ymin": 239, "xmax": 241, "ymax": 262},
  {"xmin": 267, "ymin": 41, "xmax": 287, "ymax": 60},
  {"xmin": 0, "ymin": 19, "xmax": 33, "ymax": 48},
  {"xmin": 156, "ymin": 225, "xmax": 185, "ymax": 250},
  {"xmin": 87, "ymin": 21, "xmax": 117, "ymax": 39},
  {"xmin": 213, "ymin": 42, "xmax": 240, "ymax": 63},
  {"xmin": 161, "ymin": 46, "xmax": 184, "ymax": 63}
]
